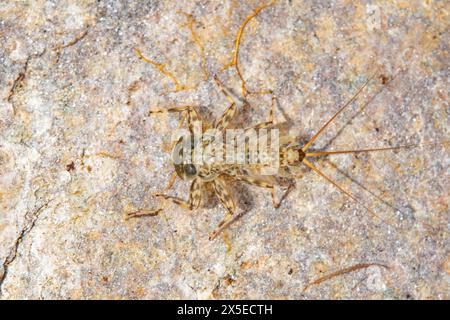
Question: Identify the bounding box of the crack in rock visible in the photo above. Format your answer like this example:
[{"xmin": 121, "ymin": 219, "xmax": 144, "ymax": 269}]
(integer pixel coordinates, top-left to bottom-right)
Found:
[
  {"xmin": 53, "ymin": 27, "xmax": 90, "ymax": 63},
  {"xmin": 0, "ymin": 201, "xmax": 50, "ymax": 295},
  {"xmin": 6, "ymin": 57, "xmax": 30, "ymax": 104},
  {"xmin": 6, "ymin": 50, "xmax": 46, "ymax": 115}
]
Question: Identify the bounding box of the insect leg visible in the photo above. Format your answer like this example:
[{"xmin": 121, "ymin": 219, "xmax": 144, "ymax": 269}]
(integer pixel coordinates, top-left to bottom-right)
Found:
[
  {"xmin": 126, "ymin": 208, "xmax": 163, "ymax": 219},
  {"xmin": 209, "ymin": 211, "xmax": 245, "ymax": 241},
  {"xmin": 149, "ymin": 105, "xmax": 200, "ymax": 117},
  {"xmin": 236, "ymin": 175, "xmax": 273, "ymax": 188},
  {"xmin": 213, "ymin": 74, "xmax": 236, "ymax": 104},
  {"xmin": 212, "ymin": 75, "xmax": 277, "ymax": 132},
  {"xmin": 246, "ymin": 94, "xmax": 277, "ymax": 130},
  {"xmin": 152, "ymin": 194, "xmax": 191, "ymax": 210},
  {"xmin": 214, "ymin": 103, "xmax": 237, "ymax": 132},
  {"xmin": 161, "ymin": 109, "xmax": 188, "ymax": 154},
  {"xmin": 188, "ymin": 178, "xmax": 203, "ymax": 210},
  {"xmin": 210, "ymin": 174, "xmax": 278, "ymax": 240},
  {"xmin": 212, "ymin": 75, "xmax": 238, "ymax": 131},
  {"xmin": 213, "ymin": 176, "xmax": 237, "ymax": 215},
  {"xmin": 126, "ymin": 194, "xmax": 190, "ymax": 220},
  {"xmin": 163, "ymin": 171, "xmax": 178, "ymax": 192},
  {"xmin": 209, "ymin": 176, "xmax": 241, "ymax": 240},
  {"xmin": 149, "ymin": 105, "xmax": 202, "ymax": 134},
  {"xmin": 157, "ymin": 177, "xmax": 203, "ymax": 210},
  {"xmin": 271, "ymin": 181, "xmax": 295, "ymax": 208},
  {"xmin": 236, "ymin": 175, "xmax": 289, "ymax": 208},
  {"xmin": 126, "ymin": 178, "xmax": 203, "ymax": 219},
  {"xmin": 269, "ymin": 94, "xmax": 276, "ymax": 124}
]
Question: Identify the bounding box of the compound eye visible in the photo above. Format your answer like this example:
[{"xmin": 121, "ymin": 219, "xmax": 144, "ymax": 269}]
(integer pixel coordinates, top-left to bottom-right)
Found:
[{"xmin": 184, "ymin": 164, "xmax": 197, "ymax": 176}]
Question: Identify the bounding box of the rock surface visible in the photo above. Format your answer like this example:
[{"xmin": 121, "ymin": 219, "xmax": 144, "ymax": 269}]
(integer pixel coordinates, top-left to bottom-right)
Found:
[{"xmin": 0, "ymin": 0, "xmax": 448, "ymax": 299}]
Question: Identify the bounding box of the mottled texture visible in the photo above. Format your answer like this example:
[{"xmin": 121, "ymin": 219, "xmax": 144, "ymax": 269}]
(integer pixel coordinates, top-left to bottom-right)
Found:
[{"xmin": 0, "ymin": 0, "xmax": 449, "ymax": 299}]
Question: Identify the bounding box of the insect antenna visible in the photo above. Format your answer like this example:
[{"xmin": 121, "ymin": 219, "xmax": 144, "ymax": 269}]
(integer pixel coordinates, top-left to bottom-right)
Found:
[
  {"xmin": 323, "ymin": 159, "xmax": 403, "ymax": 216},
  {"xmin": 222, "ymin": 1, "xmax": 276, "ymax": 96},
  {"xmin": 305, "ymin": 141, "xmax": 449, "ymax": 157},
  {"xmin": 134, "ymin": 48, "xmax": 192, "ymax": 92},
  {"xmin": 302, "ymin": 139, "xmax": 449, "ymax": 229},
  {"xmin": 302, "ymin": 159, "xmax": 403, "ymax": 230},
  {"xmin": 178, "ymin": 11, "xmax": 209, "ymax": 81},
  {"xmin": 301, "ymin": 71, "xmax": 378, "ymax": 152}
]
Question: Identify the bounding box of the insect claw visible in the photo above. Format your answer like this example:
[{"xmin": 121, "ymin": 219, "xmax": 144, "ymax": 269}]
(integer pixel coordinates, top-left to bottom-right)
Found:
[
  {"xmin": 209, "ymin": 211, "xmax": 245, "ymax": 241},
  {"xmin": 208, "ymin": 227, "xmax": 223, "ymax": 241}
]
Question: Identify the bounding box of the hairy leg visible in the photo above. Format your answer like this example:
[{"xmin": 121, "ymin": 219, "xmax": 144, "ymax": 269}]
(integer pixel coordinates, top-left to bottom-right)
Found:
[{"xmin": 127, "ymin": 178, "xmax": 203, "ymax": 219}]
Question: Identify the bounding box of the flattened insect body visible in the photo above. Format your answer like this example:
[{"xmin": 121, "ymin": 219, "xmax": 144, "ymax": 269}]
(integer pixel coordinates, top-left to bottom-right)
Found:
[{"xmin": 128, "ymin": 3, "xmax": 448, "ymax": 241}]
